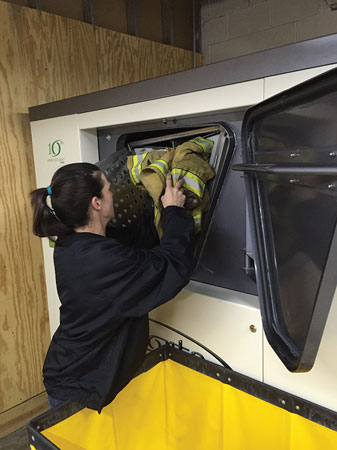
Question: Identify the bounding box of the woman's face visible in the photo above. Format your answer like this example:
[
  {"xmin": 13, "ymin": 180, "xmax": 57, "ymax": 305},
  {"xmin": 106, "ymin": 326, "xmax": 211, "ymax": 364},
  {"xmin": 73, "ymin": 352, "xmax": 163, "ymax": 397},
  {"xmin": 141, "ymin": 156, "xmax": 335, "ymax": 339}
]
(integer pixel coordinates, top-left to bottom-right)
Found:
[{"xmin": 100, "ymin": 173, "xmax": 115, "ymax": 221}]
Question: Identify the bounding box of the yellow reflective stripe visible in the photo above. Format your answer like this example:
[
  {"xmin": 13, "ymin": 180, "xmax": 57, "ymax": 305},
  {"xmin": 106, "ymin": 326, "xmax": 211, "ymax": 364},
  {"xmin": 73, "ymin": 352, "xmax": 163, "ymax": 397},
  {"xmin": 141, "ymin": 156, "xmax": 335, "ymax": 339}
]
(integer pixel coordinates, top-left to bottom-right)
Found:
[
  {"xmin": 171, "ymin": 169, "xmax": 205, "ymax": 199},
  {"xmin": 194, "ymin": 136, "xmax": 214, "ymax": 150},
  {"xmin": 190, "ymin": 137, "xmax": 214, "ymax": 156},
  {"xmin": 193, "ymin": 213, "xmax": 202, "ymax": 232},
  {"xmin": 130, "ymin": 153, "xmax": 148, "ymax": 184},
  {"xmin": 149, "ymin": 159, "xmax": 169, "ymax": 178},
  {"xmin": 154, "ymin": 206, "xmax": 159, "ymax": 217}
]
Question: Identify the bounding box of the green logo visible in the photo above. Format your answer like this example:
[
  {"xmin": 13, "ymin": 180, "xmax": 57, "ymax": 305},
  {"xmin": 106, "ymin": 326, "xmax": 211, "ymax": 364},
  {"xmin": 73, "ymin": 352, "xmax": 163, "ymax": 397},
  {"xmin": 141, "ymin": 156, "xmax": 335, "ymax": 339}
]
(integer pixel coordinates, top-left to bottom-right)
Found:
[{"xmin": 49, "ymin": 140, "xmax": 63, "ymax": 157}]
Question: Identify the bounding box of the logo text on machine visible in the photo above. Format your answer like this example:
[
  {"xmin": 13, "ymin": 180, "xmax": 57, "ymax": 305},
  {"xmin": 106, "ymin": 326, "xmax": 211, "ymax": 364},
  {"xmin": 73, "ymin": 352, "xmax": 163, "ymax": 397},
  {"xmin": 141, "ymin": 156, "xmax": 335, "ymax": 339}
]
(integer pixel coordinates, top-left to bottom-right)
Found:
[{"xmin": 48, "ymin": 140, "xmax": 65, "ymax": 164}]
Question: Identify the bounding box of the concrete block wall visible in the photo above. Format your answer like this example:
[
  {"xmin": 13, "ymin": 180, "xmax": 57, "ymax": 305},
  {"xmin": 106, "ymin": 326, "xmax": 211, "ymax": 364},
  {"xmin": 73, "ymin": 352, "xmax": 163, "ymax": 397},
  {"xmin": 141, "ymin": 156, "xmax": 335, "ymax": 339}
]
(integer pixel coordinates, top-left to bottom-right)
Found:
[{"xmin": 201, "ymin": 0, "xmax": 337, "ymax": 64}]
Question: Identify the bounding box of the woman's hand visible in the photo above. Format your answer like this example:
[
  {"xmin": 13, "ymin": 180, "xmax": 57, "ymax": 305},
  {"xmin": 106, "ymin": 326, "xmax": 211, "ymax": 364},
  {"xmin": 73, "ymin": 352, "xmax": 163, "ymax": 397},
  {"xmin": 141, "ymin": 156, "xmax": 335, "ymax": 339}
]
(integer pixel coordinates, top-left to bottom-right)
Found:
[{"xmin": 161, "ymin": 174, "xmax": 186, "ymax": 208}]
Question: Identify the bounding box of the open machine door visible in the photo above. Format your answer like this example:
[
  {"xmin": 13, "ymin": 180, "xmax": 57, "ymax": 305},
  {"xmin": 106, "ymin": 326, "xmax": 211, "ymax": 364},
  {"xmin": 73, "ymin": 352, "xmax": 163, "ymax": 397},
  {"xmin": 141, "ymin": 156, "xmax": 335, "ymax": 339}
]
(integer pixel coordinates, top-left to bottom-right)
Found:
[{"xmin": 234, "ymin": 68, "xmax": 337, "ymax": 372}]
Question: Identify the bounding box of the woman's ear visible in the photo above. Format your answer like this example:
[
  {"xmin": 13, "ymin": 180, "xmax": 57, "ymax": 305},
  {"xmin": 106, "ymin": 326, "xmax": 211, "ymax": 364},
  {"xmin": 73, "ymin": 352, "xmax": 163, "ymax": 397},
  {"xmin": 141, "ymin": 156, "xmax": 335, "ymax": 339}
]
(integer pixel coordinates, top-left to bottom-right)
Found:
[{"xmin": 91, "ymin": 196, "xmax": 101, "ymax": 211}]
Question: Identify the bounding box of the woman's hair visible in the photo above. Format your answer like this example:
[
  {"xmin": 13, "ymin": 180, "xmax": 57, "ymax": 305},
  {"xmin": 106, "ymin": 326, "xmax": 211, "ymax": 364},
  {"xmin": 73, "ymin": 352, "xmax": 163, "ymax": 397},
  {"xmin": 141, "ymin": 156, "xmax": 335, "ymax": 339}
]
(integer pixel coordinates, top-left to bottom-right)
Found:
[{"xmin": 30, "ymin": 163, "xmax": 104, "ymax": 240}]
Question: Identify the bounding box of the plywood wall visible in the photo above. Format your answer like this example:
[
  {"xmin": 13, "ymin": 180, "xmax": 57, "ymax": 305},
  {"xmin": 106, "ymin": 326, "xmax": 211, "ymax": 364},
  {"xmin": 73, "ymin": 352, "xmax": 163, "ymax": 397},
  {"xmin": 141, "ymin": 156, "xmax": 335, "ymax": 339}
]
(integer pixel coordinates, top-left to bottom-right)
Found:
[
  {"xmin": 4, "ymin": 0, "xmax": 196, "ymax": 51},
  {"xmin": 96, "ymin": 27, "xmax": 202, "ymax": 90},
  {"xmin": 0, "ymin": 0, "xmax": 202, "ymax": 414},
  {"xmin": 0, "ymin": 2, "xmax": 50, "ymax": 414}
]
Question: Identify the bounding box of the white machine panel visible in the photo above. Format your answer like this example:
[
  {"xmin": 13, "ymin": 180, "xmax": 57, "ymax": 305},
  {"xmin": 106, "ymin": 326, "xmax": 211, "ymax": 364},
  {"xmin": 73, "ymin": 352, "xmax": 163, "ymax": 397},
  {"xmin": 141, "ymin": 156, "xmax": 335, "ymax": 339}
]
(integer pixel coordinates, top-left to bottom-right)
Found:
[
  {"xmin": 150, "ymin": 288, "xmax": 263, "ymax": 381},
  {"xmin": 77, "ymin": 80, "xmax": 264, "ymax": 130},
  {"xmin": 30, "ymin": 115, "xmax": 99, "ymax": 334},
  {"xmin": 264, "ymin": 63, "xmax": 337, "ymax": 99}
]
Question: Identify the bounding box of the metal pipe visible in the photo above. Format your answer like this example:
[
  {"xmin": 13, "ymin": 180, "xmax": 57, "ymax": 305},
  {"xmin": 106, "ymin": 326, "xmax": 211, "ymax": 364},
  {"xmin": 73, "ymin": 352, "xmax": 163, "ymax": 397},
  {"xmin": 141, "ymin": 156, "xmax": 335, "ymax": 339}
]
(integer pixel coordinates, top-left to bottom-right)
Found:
[
  {"xmin": 233, "ymin": 163, "xmax": 337, "ymax": 176},
  {"xmin": 193, "ymin": 0, "xmax": 196, "ymax": 68}
]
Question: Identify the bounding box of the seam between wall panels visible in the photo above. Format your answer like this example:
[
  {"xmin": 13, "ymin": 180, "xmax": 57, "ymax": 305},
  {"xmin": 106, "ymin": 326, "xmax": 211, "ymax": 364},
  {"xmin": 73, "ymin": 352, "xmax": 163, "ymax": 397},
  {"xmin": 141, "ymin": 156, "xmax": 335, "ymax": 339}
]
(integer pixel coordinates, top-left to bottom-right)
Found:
[{"xmin": 262, "ymin": 77, "xmax": 266, "ymax": 101}]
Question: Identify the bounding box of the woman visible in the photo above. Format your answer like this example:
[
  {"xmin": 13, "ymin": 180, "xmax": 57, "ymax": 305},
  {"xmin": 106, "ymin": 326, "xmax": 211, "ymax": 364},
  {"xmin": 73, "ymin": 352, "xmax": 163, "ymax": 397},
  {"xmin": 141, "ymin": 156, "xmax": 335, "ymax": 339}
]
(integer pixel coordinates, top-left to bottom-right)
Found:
[{"xmin": 30, "ymin": 162, "xmax": 194, "ymax": 412}]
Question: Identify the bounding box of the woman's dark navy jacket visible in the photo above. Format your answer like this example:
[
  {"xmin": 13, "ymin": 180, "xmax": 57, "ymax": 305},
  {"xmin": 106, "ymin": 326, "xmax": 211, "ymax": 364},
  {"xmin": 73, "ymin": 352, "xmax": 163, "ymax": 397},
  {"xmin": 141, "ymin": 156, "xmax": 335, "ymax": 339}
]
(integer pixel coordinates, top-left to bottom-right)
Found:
[{"xmin": 43, "ymin": 206, "xmax": 195, "ymax": 412}]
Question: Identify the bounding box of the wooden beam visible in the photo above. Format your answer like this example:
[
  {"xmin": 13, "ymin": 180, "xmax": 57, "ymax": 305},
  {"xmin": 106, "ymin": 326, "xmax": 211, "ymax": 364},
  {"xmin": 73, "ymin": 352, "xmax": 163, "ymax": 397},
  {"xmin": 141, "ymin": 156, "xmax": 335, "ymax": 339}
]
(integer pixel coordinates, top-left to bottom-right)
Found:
[
  {"xmin": 82, "ymin": 0, "xmax": 96, "ymax": 26},
  {"xmin": 161, "ymin": 0, "xmax": 174, "ymax": 46},
  {"xmin": 193, "ymin": 0, "xmax": 202, "ymax": 54},
  {"xmin": 28, "ymin": 0, "xmax": 41, "ymax": 10},
  {"xmin": 127, "ymin": 0, "xmax": 139, "ymax": 37},
  {"xmin": 0, "ymin": 392, "xmax": 48, "ymax": 439}
]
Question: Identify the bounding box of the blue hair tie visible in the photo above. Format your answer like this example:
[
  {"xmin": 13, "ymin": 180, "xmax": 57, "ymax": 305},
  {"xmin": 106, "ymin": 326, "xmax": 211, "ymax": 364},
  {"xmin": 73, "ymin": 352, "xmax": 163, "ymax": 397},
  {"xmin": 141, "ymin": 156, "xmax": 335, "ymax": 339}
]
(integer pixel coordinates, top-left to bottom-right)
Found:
[{"xmin": 46, "ymin": 185, "xmax": 52, "ymax": 195}]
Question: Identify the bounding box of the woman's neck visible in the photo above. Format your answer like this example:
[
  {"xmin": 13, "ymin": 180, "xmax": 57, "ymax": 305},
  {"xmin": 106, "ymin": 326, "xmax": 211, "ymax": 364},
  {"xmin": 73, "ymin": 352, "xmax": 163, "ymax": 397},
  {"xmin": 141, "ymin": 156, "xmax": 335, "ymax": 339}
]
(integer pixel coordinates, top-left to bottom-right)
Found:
[{"xmin": 75, "ymin": 221, "xmax": 106, "ymax": 237}]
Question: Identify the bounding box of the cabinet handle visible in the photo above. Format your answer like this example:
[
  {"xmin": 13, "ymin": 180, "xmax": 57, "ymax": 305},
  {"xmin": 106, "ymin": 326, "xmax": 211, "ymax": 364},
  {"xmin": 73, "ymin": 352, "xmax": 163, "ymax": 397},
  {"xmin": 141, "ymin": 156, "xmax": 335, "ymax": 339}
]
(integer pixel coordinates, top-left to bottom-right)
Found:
[{"xmin": 249, "ymin": 325, "xmax": 257, "ymax": 333}]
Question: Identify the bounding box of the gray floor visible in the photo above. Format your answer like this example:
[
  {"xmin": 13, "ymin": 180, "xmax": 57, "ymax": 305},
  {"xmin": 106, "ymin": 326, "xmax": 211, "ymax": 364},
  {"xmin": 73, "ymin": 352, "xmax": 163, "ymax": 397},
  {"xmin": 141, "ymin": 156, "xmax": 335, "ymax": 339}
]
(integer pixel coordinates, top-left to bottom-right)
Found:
[{"xmin": 0, "ymin": 427, "xmax": 30, "ymax": 450}]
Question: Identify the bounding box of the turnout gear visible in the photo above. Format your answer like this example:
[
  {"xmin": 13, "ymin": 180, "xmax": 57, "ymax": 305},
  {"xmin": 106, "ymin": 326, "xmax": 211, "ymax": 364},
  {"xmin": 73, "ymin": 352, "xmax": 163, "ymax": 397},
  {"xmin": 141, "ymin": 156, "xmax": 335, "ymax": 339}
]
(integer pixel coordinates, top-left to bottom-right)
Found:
[{"xmin": 127, "ymin": 137, "xmax": 215, "ymax": 236}]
